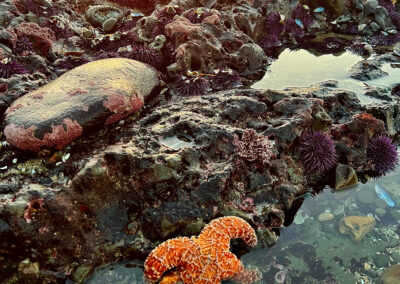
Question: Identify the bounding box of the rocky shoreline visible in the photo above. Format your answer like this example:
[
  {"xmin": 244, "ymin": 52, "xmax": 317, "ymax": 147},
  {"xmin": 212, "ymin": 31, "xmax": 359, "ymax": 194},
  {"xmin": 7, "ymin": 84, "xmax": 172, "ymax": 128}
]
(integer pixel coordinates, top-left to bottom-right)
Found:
[{"xmin": 0, "ymin": 0, "xmax": 400, "ymax": 283}]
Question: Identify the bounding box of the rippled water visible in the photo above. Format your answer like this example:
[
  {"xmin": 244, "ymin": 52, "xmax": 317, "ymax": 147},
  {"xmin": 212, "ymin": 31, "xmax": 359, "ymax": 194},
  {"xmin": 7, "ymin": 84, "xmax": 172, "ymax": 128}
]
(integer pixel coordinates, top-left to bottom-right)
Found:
[
  {"xmin": 240, "ymin": 169, "xmax": 400, "ymax": 284},
  {"xmin": 86, "ymin": 168, "xmax": 400, "ymax": 284},
  {"xmin": 252, "ymin": 49, "xmax": 400, "ymax": 104}
]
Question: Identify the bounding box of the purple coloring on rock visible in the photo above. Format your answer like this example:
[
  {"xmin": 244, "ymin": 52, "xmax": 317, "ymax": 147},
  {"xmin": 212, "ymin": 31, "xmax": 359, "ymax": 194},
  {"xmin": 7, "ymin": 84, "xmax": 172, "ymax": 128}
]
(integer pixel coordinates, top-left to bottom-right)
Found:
[{"xmin": 0, "ymin": 60, "xmax": 28, "ymax": 79}]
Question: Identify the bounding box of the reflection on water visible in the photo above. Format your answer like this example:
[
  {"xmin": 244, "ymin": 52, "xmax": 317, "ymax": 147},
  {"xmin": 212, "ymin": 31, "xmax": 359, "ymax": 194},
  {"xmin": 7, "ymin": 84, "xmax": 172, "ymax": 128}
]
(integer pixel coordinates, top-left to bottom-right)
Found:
[
  {"xmin": 240, "ymin": 169, "xmax": 400, "ymax": 284},
  {"xmin": 86, "ymin": 168, "xmax": 400, "ymax": 284},
  {"xmin": 252, "ymin": 49, "xmax": 400, "ymax": 104}
]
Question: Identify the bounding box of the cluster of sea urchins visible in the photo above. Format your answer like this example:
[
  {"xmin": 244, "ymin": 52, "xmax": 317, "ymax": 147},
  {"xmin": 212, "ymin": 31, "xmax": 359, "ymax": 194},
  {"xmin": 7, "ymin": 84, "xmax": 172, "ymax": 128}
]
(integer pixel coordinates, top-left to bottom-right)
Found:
[
  {"xmin": 367, "ymin": 135, "xmax": 398, "ymax": 175},
  {"xmin": 0, "ymin": 59, "xmax": 28, "ymax": 79},
  {"xmin": 299, "ymin": 132, "xmax": 337, "ymax": 174}
]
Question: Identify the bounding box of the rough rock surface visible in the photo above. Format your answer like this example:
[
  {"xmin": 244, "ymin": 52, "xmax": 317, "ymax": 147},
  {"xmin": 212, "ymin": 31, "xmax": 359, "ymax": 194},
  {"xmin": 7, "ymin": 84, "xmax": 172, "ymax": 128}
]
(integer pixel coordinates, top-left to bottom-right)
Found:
[{"xmin": 3, "ymin": 58, "xmax": 160, "ymax": 151}]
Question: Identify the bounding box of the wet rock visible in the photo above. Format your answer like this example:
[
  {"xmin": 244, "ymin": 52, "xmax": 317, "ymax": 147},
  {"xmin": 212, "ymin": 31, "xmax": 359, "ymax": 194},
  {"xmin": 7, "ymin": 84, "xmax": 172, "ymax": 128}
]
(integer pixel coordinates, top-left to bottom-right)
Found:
[
  {"xmin": 141, "ymin": 201, "xmax": 207, "ymax": 241},
  {"xmin": 381, "ymin": 264, "xmax": 400, "ymax": 284},
  {"xmin": 349, "ymin": 60, "xmax": 389, "ymax": 81},
  {"xmin": 12, "ymin": 22, "xmax": 56, "ymax": 56},
  {"xmin": 102, "ymin": 18, "xmax": 118, "ymax": 32},
  {"xmin": 366, "ymin": 103, "xmax": 400, "ymax": 135},
  {"xmin": 4, "ymin": 58, "xmax": 160, "ymax": 151},
  {"xmin": 339, "ymin": 216, "xmax": 376, "ymax": 243},
  {"xmin": 334, "ymin": 164, "xmax": 358, "ymax": 190},
  {"xmin": 360, "ymin": 0, "xmax": 393, "ymax": 30},
  {"xmin": 364, "ymin": 86, "xmax": 392, "ymax": 101},
  {"xmin": 85, "ymin": 5, "xmax": 123, "ymax": 28},
  {"xmin": 375, "ymin": 253, "xmax": 391, "ymax": 268}
]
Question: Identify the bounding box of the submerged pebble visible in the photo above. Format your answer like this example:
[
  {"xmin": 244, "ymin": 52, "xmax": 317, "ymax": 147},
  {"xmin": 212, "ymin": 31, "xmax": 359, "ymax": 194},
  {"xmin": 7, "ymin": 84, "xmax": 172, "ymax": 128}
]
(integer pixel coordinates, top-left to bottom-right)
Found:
[{"xmin": 317, "ymin": 212, "xmax": 335, "ymax": 222}]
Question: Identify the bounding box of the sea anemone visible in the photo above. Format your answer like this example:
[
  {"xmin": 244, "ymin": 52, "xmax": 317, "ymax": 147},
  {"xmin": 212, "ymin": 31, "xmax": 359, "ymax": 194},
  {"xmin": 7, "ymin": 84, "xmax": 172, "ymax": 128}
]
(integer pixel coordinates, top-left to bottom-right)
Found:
[
  {"xmin": 292, "ymin": 4, "xmax": 313, "ymax": 29},
  {"xmin": 14, "ymin": 37, "xmax": 33, "ymax": 54},
  {"xmin": 173, "ymin": 74, "xmax": 209, "ymax": 96},
  {"xmin": 367, "ymin": 135, "xmax": 398, "ymax": 175},
  {"xmin": 299, "ymin": 132, "xmax": 337, "ymax": 174},
  {"xmin": 127, "ymin": 45, "xmax": 163, "ymax": 68},
  {"xmin": 0, "ymin": 59, "xmax": 28, "ymax": 79}
]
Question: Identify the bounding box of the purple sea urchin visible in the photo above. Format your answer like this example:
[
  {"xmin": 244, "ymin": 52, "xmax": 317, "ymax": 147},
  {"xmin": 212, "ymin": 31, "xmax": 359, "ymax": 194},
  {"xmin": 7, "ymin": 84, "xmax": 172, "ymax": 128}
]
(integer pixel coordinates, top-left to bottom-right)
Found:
[
  {"xmin": 173, "ymin": 74, "xmax": 209, "ymax": 96},
  {"xmin": 284, "ymin": 19, "xmax": 305, "ymax": 42},
  {"xmin": 0, "ymin": 59, "xmax": 28, "ymax": 79},
  {"xmin": 207, "ymin": 68, "xmax": 242, "ymax": 91},
  {"xmin": 127, "ymin": 45, "xmax": 163, "ymax": 68},
  {"xmin": 299, "ymin": 132, "xmax": 337, "ymax": 174},
  {"xmin": 259, "ymin": 34, "xmax": 282, "ymax": 49},
  {"xmin": 367, "ymin": 135, "xmax": 398, "ymax": 175}
]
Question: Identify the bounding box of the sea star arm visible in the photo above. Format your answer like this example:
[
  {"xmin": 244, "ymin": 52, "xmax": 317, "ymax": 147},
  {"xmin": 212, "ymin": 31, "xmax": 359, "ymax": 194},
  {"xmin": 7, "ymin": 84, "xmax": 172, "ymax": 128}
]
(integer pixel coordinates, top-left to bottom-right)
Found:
[
  {"xmin": 144, "ymin": 237, "xmax": 192, "ymax": 283},
  {"xmin": 198, "ymin": 216, "xmax": 257, "ymax": 248}
]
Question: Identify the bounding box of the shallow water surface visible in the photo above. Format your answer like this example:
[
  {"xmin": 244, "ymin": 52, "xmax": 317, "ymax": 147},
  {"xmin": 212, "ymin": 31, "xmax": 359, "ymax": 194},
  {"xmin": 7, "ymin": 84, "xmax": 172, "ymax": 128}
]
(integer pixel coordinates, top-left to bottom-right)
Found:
[
  {"xmin": 240, "ymin": 169, "xmax": 400, "ymax": 284},
  {"xmin": 252, "ymin": 49, "xmax": 400, "ymax": 104}
]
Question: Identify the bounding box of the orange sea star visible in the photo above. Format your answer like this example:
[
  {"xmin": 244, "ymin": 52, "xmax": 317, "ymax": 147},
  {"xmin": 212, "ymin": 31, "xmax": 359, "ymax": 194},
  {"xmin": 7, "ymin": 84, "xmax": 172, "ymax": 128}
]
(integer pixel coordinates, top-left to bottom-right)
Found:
[{"xmin": 144, "ymin": 216, "xmax": 262, "ymax": 284}]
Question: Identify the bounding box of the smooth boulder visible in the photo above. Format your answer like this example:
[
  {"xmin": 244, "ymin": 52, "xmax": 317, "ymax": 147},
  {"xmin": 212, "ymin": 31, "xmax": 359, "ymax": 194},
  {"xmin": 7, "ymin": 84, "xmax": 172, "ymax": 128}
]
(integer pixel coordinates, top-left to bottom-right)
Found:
[{"xmin": 4, "ymin": 58, "xmax": 160, "ymax": 151}]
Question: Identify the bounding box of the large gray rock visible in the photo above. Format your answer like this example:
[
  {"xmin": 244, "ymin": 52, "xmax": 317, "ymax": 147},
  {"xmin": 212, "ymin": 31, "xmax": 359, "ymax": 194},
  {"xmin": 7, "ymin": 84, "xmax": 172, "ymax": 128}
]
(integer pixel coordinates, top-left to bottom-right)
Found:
[{"xmin": 4, "ymin": 58, "xmax": 160, "ymax": 151}]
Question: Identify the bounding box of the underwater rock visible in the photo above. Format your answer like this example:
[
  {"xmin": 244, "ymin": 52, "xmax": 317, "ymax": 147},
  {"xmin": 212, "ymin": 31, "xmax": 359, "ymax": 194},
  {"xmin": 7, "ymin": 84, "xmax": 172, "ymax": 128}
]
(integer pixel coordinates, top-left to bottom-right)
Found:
[
  {"xmin": 357, "ymin": 190, "xmax": 375, "ymax": 204},
  {"xmin": 334, "ymin": 164, "xmax": 358, "ymax": 190},
  {"xmin": 4, "ymin": 58, "xmax": 160, "ymax": 151},
  {"xmin": 382, "ymin": 264, "xmax": 400, "ymax": 284},
  {"xmin": 317, "ymin": 212, "xmax": 335, "ymax": 222},
  {"xmin": 339, "ymin": 216, "xmax": 376, "ymax": 243}
]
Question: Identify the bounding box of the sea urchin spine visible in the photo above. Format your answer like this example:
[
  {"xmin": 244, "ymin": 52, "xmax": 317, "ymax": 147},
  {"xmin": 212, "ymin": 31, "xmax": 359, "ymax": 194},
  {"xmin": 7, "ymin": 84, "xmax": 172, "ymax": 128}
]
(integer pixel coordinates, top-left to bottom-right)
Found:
[
  {"xmin": 367, "ymin": 135, "xmax": 398, "ymax": 175},
  {"xmin": 299, "ymin": 131, "xmax": 337, "ymax": 174}
]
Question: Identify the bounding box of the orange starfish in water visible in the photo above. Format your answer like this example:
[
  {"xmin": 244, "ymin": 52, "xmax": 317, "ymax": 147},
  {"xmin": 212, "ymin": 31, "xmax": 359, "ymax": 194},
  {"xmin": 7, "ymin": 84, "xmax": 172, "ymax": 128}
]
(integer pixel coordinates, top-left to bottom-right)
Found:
[{"xmin": 144, "ymin": 216, "xmax": 262, "ymax": 284}]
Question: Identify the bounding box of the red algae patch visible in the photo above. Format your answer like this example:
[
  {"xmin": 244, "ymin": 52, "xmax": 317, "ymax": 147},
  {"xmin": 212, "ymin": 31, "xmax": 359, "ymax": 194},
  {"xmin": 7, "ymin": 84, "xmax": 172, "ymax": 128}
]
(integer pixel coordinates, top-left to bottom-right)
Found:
[
  {"xmin": 103, "ymin": 92, "xmax": 144, "ymax": 125},
  {"xmin": 4, "ymin": 58, "xmax": 160, "ymax": 151}
]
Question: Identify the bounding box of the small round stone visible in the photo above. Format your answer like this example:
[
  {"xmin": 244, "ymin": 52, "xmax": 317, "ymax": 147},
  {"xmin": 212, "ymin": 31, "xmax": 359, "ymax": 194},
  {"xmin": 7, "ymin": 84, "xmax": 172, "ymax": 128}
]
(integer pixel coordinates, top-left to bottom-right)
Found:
[
  {"xmin": 357, "ymin": 190, "xmax": 375, "ymax": 204},
  {"xmin": 102, "ymin": 18, "xmax": 117, "ymax": 32},
  {"xmin": 364, "ymin": 263, "xmax": 372, "ymax": 271},
  {"xmin": 318, "ymin": 212, "xmax": 335, "ymax": 222},
  {"xmin": 375, "ymin": 198, "xmax": 387, "ymax": 209},
  {"xmin": 375, "ymin": 208, "xmax": 386, "ymax": 217},
  {"xmin": 82, "ymin": 27, "xmax": 93, "ymax": 38}
]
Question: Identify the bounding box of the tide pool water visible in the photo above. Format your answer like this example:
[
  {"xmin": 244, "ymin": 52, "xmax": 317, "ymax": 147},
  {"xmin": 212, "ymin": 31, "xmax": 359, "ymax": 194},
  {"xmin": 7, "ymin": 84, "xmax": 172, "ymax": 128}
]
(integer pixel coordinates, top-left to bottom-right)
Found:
[
  {"xmin": 86, "ymin": 168, "xmax": 400, "ymax": 284},
  {"xmin": 252, "ymin": 49, "xmax": 400, "ymax": 104}
]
